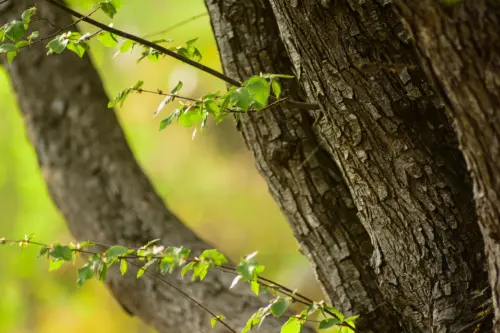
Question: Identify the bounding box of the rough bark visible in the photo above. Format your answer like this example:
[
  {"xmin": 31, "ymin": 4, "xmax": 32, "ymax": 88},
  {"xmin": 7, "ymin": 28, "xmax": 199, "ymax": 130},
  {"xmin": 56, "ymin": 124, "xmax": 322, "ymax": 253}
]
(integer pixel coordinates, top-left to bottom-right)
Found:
[
  {"xmin": 204, "ymin": 1, "xmax": 402, "ymax": 332},
  {"xmin": 0, "ymin": 1, "xmax": 305, "ymax": 332},
  {"xmin": 265, "ymin": 0, "xmax": 490, "ymax": 332},
  {"xmin": 390, "ymin": 0, "xmax": 500, "ymax": 330}
]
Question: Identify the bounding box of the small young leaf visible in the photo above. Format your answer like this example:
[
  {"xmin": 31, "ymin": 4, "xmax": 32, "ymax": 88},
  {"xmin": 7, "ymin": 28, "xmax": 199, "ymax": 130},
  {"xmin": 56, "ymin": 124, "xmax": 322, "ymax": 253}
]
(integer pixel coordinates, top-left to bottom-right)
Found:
[
  {"xmin": 230, "ymin": 88, "xmax": 252, "ymax": 111},
  {"xmin": 210, "ymin": 314, "xmax": 225, "ymax": 328},
  {"xmin": 280, "ymin": 317, "xmax": 303, "ymax": 333},
  {"xmin": 0, "ymin": 43, "xmax": 17, "ymax": 54},
  {"xmin": 244, "ymin": 76, "xmax": 270, "ymax": 109},
  {"xmin": 200, "ymin": 249, "xmax": 228, "ymax": 266},
  {"xmin": 271, "ymin": 298, "xmax": 290, "ymax": 317},
  {"xmin": 50, "ymin": 243, "xmax": 73, "ymax": 261},
  {"xmin": 204, "ymin": 99, "xmax": 220, "ymax": 116},
  {"xmin": 5, "ymin": 21, "xmax": 25, "ymax": 42},
  {"xmin": 271, "ymin": 79, "xmax": 281, "ymax": 99},
  {"xmin": 77, "ymin": 264, "xmax": 94, "ymax": 287},
  {"xmin": 38, "ymin": 247, "xmax": 49, "ymax": 258},
  {"xmin": 98, "ymin": 31, "xmax": 118, "ymax": 48},
  {"xmin": 100, "ymin": 2, "xmax": 117, "ymax": 18},
  {"xmin": 66, "ymin": 41, "xmax": 89, "ymax": 58},
  {"xmin": 230, "ymin": 275, "xmax": 242, "ymax": 289},
  {"xmin": 106, "ymin": 245, "xmax": 128, "ymax": 258},
  {"xmin": 178, "ymin": 107, "xmax": 202, "ymax": 127},
  {"xmin": 181, "ymin": 261, "xmax": 196, "ymax": 278},
  {"xmin": 49, "ymin": 260, "xmax": 64, "ymax": 271},
  {"xmin": 21, "ymin": 7, "xmax": 36, "ymax": 27},
  {"xmin": 120, "ymin": 259, "xmax": 128, "ymax": 275},
  {"xmin": 250, "ymin": 281, "xmax": 260, "ymax": 295},
  {"xmin": 319, "ymin": 318, "xmax": 341, "ymax": 330},
  {"xmin": 119, "ymin": 39, "xmax": 134, "ymax": 53},
  {"xmin": 47, "ymin": 37, "xmax": 69, "ymax": 55},
  {"xmin": 7, "ymin": 51, "xmax": 16, "ymax": 64},
  {"xmin": 154, "ymin": 81, "xmax": 183, "ymax": 116},
  {"xmin": 27, "ymin": 31, "xmax": 40, "ymax": 41}
]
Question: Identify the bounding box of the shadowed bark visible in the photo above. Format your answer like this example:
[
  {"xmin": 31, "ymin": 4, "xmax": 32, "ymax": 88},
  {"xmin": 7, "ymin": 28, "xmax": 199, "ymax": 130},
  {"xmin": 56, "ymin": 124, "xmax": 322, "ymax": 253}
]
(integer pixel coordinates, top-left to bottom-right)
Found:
[
  {"xmin": 0, "ymin": 1, "xmax": 311, "ymax": 332},
  {"xmin": 390, "ymin": 0, "xmax": 500, "ymax": 330},
  {"xmin": 263, "ymin": 0, "xmax": 489, "ymax": 331}
]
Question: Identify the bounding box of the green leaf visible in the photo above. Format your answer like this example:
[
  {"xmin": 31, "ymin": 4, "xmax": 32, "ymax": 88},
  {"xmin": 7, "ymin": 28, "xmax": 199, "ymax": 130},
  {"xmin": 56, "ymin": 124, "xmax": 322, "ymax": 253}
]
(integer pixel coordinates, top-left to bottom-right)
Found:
[
  {"xmin": 5, "ymin": 21, "xmax": 25, "ymax": 42},
  {"xmin": 49, "ymin": 260, "xmax": 64, "ymax": 271},
  {"xmin": 204, "ymin": 99, "xmax": 220, "ymax": 116},
  {"xmin": 181, "ymin": 261, "xmax": 196, "ymax": 278},
  {"xmin": 271, "ymin": 79, "xmax": 281, "ymax": 99},
  {"xmin": 271, "ymin": 298, "xmax": 290, "ymax": 317},
  {"xmin": 230, "ymin": 88, "xmax": 252, "ymax": 111},
  {"xmin": 250, "ymin": 280, "xmax": 260, "ymax": 295},
  {"xmin": 120, "ymin": 259, "xmax": 128, "ymax": 275},
  {"xmin": 281, "ymin": 317, "xmax": 303, "ymax": 333},
  {"xmin": 77, "ymin": 264, "xmax": 94, "ymax": 287},
  {"xmin": 319, "ymin": 318, "xmax": 341, "ymax": 329},
  {"xmin": 0, "ymin": 43, "xmax": 17, "ymax": 54},
  {"xmin": 47, "ymin": 37, "xmax": 69, "ymax": 54},
  {"xmin": 78, "ymin": 241, "xmax": 96, "ymax": 249},
  {"xmin": 343, "ymin": 315, "xmax": 359, "ymax": 323},
  {"xmin": 7, "ymin": 51, "xmax": 16, "ymax": 64},
  {"xmin": 38, "ymin": 247, "xmax": 49, "ymax": 258},
  {"xmin": 21, "ymin": 7, "xmax": 36, "ymax": 27},
  {"xmin": 15, "ymin": 41, "xmax": 29, "ymax": 48},
  {"xmin": 106, "ymin": 245, "xmax": 128, "ymax": 258},
  {"xmin": 178, "ymin": 107, "xmax": 202, "ymax": 127},
  {"xmin": 325, "ymin": 306, "xmax": 344, "ymax": 321},
  {"xmin": 154, "ymin": 81, "xmax": 183, "ymax": 116},
  {"xmin": 66, "ymin": 41, "xmax": 89, "ymax": 58},
  {"xmin": 27, "ymin": 31, "xmax": 40, "ymax": 41},
  {"xmin": 108, "ymin": 80, "xmax": 143, "ymax": 108},
  {"xmin": 159, "ymin": 108, "xmax": 181, "ymax": 131},
  {"xmin": 210, "ymin": 314, "xmax": 225, "ymax": 328},
  {"xmin": 200, "ymin": 249, "xmax": 228, "ymax": 266},
  {"xmin": 192, "ymin": 261, "xmax": 209, "ymax": 281},
  {"xmin": 98, "ymin": 31, "xmax": 118, "ymax": 48},
  {"xmin": 119, "ymin": 39, "xmax": 134, "ymax": 53},
  {"xmin": 244, "ymin": 75, "xmax": 270, "ymax": 109},
  {"xmin": 100, "ymin": 2, "xmax": 117, "ymax": 18},
  {"xmin": 50, "ymin": 243, "xmax": 73, "ymax": 261}
]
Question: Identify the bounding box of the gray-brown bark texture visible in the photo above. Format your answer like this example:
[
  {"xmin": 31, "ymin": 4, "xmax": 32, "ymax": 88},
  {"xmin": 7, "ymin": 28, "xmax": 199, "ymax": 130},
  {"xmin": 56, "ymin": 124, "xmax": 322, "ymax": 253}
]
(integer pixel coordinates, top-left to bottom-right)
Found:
[
  {"xmin": 259, "ymin": 0, "xmax": 490, "ymax": 332},
  {"xmin": 204, "ymin": 1, "xmax": 402, "ymax": 332},
  {"xmin": 390, "ymin": 0, "xmax": 500, "ymax": 330},
  {"xmin": 0, "ymin": 1, "xmax": 309, "ymax": 333}
]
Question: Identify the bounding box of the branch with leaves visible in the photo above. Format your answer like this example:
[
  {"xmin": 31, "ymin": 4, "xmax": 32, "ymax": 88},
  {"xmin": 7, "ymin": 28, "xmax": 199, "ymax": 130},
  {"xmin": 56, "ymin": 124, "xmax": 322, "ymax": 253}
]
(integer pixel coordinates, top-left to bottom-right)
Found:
[
  {"xmin": 0, "ymin": 2, "xmax": 318, "ymax": 137},
  {"xmin": 1, "ymin": 235, "xmax": 358, "ymax": 333}
]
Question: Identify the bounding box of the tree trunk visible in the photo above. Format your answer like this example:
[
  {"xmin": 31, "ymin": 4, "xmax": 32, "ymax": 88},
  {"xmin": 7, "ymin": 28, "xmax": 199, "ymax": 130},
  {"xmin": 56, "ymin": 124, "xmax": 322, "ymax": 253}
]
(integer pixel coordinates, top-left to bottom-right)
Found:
[
  {"xmin": 0, "ymin": 1, "xmax": 301, "ymax": 332},
  {"xmin": 204, "ymin": 1, "xmax": 401, "ymax": 332},
  {"xmin": 390, "ymin": 0, "xmax": 500, "ymax": 330},
  {"xmin": 259, "ymin": 0, "xmax": 489, "ymax": 331}
]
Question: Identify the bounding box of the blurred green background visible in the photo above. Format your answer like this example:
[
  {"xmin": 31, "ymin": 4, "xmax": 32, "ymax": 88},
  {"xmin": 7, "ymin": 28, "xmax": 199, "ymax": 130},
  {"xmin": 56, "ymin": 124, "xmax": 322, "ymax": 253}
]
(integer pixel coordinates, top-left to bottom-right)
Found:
[{"xmin": 0, "ymin": 1, "xmax": 322, "ymax": 332}]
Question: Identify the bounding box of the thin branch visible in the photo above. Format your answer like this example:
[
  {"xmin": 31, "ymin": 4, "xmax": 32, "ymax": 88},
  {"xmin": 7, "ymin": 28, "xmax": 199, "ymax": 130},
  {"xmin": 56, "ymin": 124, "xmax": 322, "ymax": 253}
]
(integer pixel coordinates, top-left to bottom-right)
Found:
[
  {"xmin": 42, "ymin": 0, "xmax": 319, "ymax": 111},
  {"xmin": 43, "ymin": 0, "xmax": 241, "ymax": 86},
  {"xmin": 126, "ymin": 259, "xmax": 237, "ymax": 333},
  {"xmin": 4, "ymin": 237, "xmax": 359, "ymax": 332},
  {"xmin": 143, "ymin": 13, "xmax": 208, "ymax": 40}
]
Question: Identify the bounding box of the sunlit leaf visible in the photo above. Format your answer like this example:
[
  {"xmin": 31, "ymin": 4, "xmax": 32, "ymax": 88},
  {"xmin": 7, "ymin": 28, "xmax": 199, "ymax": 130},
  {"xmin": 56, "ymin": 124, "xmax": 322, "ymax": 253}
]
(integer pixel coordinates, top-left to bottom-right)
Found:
[
  {"xmin": 106, "ymin": 245, "xmax": 128, "ymax": 258},
  {"xmin": 120, "ymin": 259, "xmax": 128, "ymax": 275},
  {"xmin": 281, "ymin": 317, "xmax": 302, "ymax": 333},
  {"xmin": 271, "ymin": 298, "xmax": 290, "ymax": 317}
]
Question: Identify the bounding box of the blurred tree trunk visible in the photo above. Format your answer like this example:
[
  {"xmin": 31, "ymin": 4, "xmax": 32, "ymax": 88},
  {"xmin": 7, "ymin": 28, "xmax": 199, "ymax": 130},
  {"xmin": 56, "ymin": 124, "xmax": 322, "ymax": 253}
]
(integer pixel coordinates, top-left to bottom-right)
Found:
[
  {"xmin": 205, "ymin": 0, "xmax": 491, "ymax": 332},
  {"xmin": 0, "ymin": 1, "xmax": 301, "ymax": 333},
  {"xmin": 390, "ymin": 0, "xmax": 500, "ymax": 330}
]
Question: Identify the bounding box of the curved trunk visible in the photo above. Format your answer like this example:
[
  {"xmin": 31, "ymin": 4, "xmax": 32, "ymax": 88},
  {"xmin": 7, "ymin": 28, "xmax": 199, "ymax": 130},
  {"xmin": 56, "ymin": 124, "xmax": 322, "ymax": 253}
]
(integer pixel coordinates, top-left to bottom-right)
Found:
[
  {"xmin": 0, "ymin": 1, "xmax": 299, "ymax": 332},
  {"xmin": 391, "ymin": 0, "xmax": 500, "ymax": 330},
  {"xmin": 204, "ymin": 1, "xmax": 401, "ymax": 332},
  {"xmin": 264, "ymin": 0, "xmax": 489, "ymax": 331}
]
